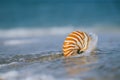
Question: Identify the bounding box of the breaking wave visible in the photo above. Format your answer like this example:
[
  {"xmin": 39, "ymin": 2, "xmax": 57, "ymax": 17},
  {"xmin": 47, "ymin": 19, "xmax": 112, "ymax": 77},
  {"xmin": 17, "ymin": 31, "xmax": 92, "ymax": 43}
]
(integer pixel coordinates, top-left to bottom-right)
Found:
[
  {"xmin": 0, "ymin": 26, "xmax": 119, "ymax": 38},
  {"xmin": 0, "ymin": 27, "xmax": 74, "ymax": 37}
]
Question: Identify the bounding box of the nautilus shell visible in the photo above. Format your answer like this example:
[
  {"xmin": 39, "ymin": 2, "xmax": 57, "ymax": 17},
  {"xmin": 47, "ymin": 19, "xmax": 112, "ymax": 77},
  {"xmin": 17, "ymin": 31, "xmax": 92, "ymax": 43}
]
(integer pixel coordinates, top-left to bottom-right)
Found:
[{"xmin": 62, "ymin": 31, "xmax": 91, "ymax": 57}]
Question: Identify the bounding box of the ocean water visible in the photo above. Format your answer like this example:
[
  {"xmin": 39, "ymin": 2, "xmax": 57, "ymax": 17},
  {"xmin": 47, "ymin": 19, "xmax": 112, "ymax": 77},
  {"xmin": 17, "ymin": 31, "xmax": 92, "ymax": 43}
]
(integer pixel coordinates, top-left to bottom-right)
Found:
[
  {"xmin": 0, "ymin": 28, "xmax": 120, "ymax": 80},
  {"xmin": 0, "ymin": 0, "xmax": 120, "ymax": 80},
  {"xmin": 0, "ymin": 0, "xmax": 120, "ymax": 28}
]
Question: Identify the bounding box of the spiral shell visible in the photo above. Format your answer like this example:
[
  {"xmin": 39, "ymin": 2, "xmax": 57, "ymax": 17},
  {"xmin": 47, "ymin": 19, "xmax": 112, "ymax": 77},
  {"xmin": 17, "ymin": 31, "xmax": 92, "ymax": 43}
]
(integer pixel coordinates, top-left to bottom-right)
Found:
[{"xmin": 62, "ymin": 31, "xmax": 90, "ymax": 57}]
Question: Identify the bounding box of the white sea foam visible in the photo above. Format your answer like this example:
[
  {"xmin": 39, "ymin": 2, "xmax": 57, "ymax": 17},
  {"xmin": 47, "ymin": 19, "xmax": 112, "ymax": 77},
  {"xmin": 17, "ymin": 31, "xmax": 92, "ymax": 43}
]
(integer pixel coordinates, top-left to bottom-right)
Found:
[
  {"xmin": 0, "ymin": 26, "xmax": 119, "ymax": 38},
  {"xmin": 0, "ymin": 62, "xmax": 19, "ymax": 68},
  {"xmin": 4, "ymin": 40, "xmax": 31, "ymax": 46},
  {"xmin": 0, "ymin": 70, "xmax": 82, "ymax": 80},
  {"xmin": 0, "ymin": 71, "xmax": 18, "ymax": 80},
  {"xmin": 0, "ymin": 26, "xmax": 103, "ymax": 38},
  {"xmin": 3, "ymin": 39, "xmax": 38, "ymax": 46},
  {"xmin": 0, "ymin": 27, "xmax": 74, "ymax": 38},
  {"xmin": 84, "ymin": 32, "xmax": 98, "ymax": 56}
]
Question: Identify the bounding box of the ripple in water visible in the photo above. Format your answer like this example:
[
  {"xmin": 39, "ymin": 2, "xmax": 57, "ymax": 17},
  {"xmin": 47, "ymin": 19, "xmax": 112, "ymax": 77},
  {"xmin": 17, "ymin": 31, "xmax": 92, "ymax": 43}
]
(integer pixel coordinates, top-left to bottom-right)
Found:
[{"xmin": 0, "ymin": 33, "xmax": 120, "ymax": 80}]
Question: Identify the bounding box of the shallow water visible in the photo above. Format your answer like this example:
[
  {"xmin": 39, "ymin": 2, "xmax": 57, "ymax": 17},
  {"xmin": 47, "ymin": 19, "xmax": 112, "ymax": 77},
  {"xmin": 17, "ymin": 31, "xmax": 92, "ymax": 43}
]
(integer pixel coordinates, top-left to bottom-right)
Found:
[{"xmin": 0, "ymin": 33, "xmax": 120, "ymax": 80}]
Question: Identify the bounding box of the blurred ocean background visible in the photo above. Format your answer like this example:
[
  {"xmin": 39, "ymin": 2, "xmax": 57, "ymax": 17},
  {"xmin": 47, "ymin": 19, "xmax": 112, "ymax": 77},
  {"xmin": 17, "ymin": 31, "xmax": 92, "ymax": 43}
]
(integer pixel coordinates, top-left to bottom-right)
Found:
[{"xmin": 0, "ymin": 0, "xmax": 120, "ymax": 80}]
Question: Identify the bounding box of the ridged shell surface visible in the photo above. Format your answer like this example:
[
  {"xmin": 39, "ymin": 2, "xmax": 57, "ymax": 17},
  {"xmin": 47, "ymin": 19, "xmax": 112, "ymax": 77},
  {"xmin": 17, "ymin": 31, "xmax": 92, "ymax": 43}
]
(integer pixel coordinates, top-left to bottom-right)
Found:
[{"xmin": 62, "ymin": 31, "xmax": 90, "ymax": 57}]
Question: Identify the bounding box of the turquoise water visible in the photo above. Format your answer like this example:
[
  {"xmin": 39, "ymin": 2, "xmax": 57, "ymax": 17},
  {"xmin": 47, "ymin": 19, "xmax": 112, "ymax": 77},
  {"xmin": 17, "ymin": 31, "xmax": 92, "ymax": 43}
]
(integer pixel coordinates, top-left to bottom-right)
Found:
[
  {"xmin": 0, "ymin": 0, "xmax": 120, "ymax": 80},
  {"xmin": 0, "ymin": 0, "xmax": 120, "ymax": 28}
]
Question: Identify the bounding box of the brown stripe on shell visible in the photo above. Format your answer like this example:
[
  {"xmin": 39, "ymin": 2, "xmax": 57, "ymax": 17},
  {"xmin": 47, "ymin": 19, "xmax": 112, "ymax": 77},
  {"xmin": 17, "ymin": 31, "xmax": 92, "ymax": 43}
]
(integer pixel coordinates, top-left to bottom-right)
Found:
[{"xmin": 70, "ymin": 32, "xmax": 84, "ymax": 48}]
